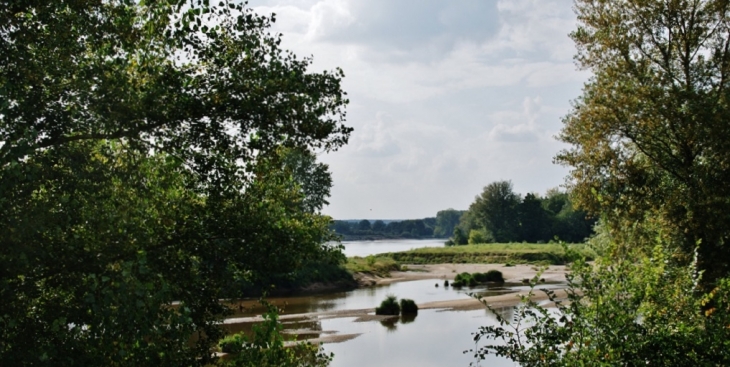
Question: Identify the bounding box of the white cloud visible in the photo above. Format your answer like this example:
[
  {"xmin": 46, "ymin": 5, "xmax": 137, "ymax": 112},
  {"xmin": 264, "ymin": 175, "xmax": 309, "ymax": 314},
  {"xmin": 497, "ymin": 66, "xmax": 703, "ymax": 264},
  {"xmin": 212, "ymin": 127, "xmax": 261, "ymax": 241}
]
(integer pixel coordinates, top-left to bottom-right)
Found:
[{"xmin": 248, "ymin": 0, "xmax": 586, "ymax": 219}]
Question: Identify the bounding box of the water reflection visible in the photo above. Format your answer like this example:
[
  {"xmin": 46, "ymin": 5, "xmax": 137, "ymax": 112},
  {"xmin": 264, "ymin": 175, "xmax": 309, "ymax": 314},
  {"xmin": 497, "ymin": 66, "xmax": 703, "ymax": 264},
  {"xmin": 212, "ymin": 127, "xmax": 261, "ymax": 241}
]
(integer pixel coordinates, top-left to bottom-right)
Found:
[
  {"xmin": 322, "ymin": 309, "xmax": 514, "ymax": 367},
  {"xmin": 223, "ymin": 278, "xmax": 564, "ymax": 366},
  {"xmin": 229, "ymin": 279, "xmax": 512, "ymax": 317}
]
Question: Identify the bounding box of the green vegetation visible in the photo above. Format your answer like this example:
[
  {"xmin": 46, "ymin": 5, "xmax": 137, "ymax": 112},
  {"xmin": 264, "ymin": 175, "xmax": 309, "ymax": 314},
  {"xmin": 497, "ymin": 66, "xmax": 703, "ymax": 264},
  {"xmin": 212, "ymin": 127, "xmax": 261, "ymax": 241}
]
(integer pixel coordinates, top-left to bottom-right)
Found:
[
  {"xmin": 399, "ymin": 299, "xmax": 419, "ymax": 314},
  {"xmin": 374, "ymin": 296, "xmax": 418, "ymax": 316},
  {"xmin": 345, "ymin": 256, "xmax": 401, "ymax": 277},
  {"xmin": 375, "ymin": 295, "xmax": 401, "ymax": 316},
  {"xmin": 473, "ymin": 1, "xmax": 730, "ymax": 365},
  {"xmin": 220, "ymin": 301, "xmax": 332, "ymax": 367},
  {"xmin": 449, "ymin": 182, "xmax": 595, "ymax": 245},
  {"xmin": 386, "ymin": 243, "xmax": 595, "ymax": 265},
  {"xmin": 330, "ymin": 218, "xmax": 437, "ymax": 240},
  {"xmin": 0, "ymin": 1, "xmax": 351, "ymax": 365},
  {"xmin": 452, "ymin": 270, "xmax": 504, "ymax": 287},
  {"xmin": 557, "ymin": 0, "xmax": 730, "ymax": 287}
]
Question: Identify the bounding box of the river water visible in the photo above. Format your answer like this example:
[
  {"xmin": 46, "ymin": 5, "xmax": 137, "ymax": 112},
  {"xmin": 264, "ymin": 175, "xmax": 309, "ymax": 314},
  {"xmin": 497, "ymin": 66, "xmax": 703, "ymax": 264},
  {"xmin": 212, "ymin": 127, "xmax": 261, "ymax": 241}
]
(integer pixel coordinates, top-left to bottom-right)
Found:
[
  {"xmin": 341, "ymin": 238, "xmax": 446, "ymax": 257},
  {"xmin": 225, "ymin": 240, "xmax": 530, "ymax": 366},
  {"xmin": 226, "ymin": 279, "xmax": 519, "ymax": 367}
]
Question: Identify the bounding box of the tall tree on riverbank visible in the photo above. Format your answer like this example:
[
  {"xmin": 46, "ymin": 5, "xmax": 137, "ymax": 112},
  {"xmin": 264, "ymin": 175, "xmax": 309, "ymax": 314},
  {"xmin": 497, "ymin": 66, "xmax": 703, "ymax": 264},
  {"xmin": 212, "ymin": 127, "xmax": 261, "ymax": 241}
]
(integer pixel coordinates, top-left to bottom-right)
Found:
[
  {"xmin": 474, "ymin": 1, "xmax": 730, "ymax": 365},
  {"xmin": 471, "ymin": 181, "xmax": 521, "ymax": 243},
  {"xmin": 556, "ymin": 0, "xmax": 730, "ymax": 284},
  {"xmin": 0, "ymin": 1, "xmax": 350, "ymax": 365}
]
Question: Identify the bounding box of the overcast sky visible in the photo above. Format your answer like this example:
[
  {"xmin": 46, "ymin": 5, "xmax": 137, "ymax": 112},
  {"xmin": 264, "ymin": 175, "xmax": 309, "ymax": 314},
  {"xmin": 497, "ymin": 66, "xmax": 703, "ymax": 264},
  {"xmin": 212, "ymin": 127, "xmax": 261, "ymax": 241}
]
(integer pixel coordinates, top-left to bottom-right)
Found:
[{"xmin": 248, "ymin": 0, "xmax": 589, "ymax": 220}]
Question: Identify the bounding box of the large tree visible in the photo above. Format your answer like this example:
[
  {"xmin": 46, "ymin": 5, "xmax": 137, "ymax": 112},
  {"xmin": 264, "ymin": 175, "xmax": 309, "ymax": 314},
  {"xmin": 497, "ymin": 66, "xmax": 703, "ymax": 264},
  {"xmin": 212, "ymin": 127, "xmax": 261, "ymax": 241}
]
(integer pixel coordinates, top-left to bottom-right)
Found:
[
  {"xmin": 470, "ymin": 181, "xmax": 521, "ymax": 243},
  {"xmin": 0, "ymin": 1, "xmax": 350, "ymax": 365},
  {"xmin": 557, "ymin": 0, "xmax": 730, "ymax": 283}
]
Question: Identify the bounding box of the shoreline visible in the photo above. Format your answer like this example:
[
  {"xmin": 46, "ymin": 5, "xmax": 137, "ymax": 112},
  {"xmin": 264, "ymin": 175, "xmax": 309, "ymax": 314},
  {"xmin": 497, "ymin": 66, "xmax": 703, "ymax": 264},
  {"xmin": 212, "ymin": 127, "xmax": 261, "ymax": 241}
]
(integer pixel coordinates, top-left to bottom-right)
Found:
[{"xmin": 224, "ymin": 263, "xmax": 570, "ymax": 344}]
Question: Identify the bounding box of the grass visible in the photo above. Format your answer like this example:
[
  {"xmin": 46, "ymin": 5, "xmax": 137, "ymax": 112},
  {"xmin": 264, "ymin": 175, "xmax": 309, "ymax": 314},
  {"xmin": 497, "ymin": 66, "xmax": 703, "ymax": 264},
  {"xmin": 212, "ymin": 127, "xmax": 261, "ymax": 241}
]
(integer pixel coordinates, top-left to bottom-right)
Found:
[
  {"xmin": 345, "ymin": 255, "xmax": 401, "ymax": 277},
  {"xmin": 382, "ymin": 243, "xmax": 595, "ymax": 266}
]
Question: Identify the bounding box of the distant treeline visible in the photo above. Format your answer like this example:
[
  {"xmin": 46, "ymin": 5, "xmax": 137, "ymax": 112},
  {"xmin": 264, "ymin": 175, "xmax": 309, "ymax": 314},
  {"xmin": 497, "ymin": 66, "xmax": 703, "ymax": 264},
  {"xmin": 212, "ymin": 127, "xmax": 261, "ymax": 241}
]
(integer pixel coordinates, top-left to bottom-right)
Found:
[
  {"xmin": 330, "ymin": 181, "xmax": 595, "ymax": 244},
  {"xmin": 330, "ymin": 218, "xmax": 438, "ymax": 240}
]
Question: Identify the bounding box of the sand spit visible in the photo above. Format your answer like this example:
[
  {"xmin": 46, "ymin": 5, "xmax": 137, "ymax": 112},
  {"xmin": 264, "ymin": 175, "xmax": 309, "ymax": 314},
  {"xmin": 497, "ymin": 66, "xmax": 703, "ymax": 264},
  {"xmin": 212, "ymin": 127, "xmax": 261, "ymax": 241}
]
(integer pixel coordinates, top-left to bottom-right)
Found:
[{"xmin": 223, "ymin": 263, "xmax": 571, "ymax": 344}]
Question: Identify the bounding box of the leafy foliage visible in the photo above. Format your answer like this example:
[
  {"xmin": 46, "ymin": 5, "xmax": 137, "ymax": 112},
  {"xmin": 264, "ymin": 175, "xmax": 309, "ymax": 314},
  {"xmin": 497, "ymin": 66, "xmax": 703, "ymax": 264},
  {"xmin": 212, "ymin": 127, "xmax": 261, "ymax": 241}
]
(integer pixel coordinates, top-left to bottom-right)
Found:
[
  {"xmin": 375, "ymin": 295, "xmax": 401, "ymax": 316},
  {"xmin": 452, "ymin": 271, "xmax": 504, "ymax": 287},
  {"xmin": 556, "ymin": 0, "xmax": 730, "ymax": 284},
  {"xmin": 470, "ymin": 236, "xmax": 730, "ymax": 366},
  {"xmin": 399, "ymin": 299, "xmax": 419, "ymax": 314},
  {"xmin": 221, "ymin": 301, "xmax": 333, "ymax": 367},
  {"xmin": 451, "ymin": 183, "xmax": 595, "ymax": 245},
  {"xmin": 0, "ymin": 1, "xmax": 350, "ymax": 365}
]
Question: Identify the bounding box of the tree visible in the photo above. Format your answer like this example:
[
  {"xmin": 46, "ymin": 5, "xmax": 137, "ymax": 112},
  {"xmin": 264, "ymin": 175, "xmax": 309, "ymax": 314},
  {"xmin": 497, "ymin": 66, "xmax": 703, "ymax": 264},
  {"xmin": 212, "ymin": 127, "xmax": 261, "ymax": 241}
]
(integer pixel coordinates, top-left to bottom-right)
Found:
[
  {"xmin": 0, "ymin": 1, "xmax": 351, "ymax": 365},
  {"xmin": 372, "ymin": 220, "xmax": 386, "ymax": 232},
  {"xmin": 556, "ymin": 0, "xmax": 730, "ymax": 283},
  {"xmin": 468, "ymin": 229, "xmax": 491, "ymax": 244},
  {"xmin": 357, "ymin": 219, "xmax": 372, "ymax": 232},
  {"xmin": 279, "ymin": 147, "xmax": 333, "ymax": 213},
  {"xmin": 471, "ymin": 181, "xmax": 521, "ymax": 243},
  {"xmin": 452, "ymin": 227, "xmax": 469, "ymax": 245},
  {"xmin": 471, "ymin": 229, "xmax": 730, "ymax": 366},
  {"xmin": 518, "ymin": 193, "xmax": 548, "ymax": 243},
  {"xmin": 433, "ymin": 209, "xmax": 463, "ymax": 238}
]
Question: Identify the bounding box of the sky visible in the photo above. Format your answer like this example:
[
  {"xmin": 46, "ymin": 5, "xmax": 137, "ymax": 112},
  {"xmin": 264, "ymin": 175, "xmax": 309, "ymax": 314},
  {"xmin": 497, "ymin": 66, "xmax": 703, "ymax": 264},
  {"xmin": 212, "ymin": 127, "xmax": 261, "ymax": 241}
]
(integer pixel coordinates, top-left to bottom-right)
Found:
[{"xmin": 247, "ymin": 0, "xmax": 590, "ymax": 220}]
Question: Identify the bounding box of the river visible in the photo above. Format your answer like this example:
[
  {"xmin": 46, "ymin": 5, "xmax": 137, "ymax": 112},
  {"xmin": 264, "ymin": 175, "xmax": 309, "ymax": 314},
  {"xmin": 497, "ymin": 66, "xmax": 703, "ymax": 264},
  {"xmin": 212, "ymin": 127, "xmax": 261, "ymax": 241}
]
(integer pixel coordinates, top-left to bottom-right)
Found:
[
  {"xmin": 341, "ymin": 238, "xmax": 446, "ymax": 257},
  {"xmin": 224, "ymin": 239, "xmax": 533, "ymax": 366},
  {"xmin": 225, "ymin": 279, "xmax": 519, "ymax": 366}
]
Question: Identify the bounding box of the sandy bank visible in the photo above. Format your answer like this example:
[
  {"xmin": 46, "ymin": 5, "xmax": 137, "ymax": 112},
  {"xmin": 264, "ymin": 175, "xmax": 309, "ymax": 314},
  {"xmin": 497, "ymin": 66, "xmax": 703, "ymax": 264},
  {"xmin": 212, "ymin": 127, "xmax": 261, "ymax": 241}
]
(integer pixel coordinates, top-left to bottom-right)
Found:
[
  {"xmin": 354, "ymin": 263, "xmax": 568, "ymax": 287},
  {"xmin": 223, "ymin": 263, "xmax": 571, "ymax": 344}
]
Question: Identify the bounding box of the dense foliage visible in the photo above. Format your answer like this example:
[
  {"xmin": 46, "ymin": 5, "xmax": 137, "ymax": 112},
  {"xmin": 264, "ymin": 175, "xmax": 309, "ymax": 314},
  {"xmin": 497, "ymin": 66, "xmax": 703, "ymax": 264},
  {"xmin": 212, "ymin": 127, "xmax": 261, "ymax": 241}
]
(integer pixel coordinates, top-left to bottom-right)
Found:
[
  {"xmin": 399, "ymin": 299, "xmax": 419, "ymax": 315},
  {"xmin": 448, "ymin": 182, "xmax": 595, "ymax": 245},
  {"xmin": 0, "ymin": 1, "xmax": 350, "ymax": 365},
  {"xmin": 220, "ymin": 301, "xmax": 332, "ymax": 367},
  {"xmin": 471, "ymin": 233, "xmax": 730, "ymax": 366},
  {"xmin": 556, "ymin": 0, "xmax": 730, "ymax": 284},
  {"xmin": 451, "ymin": 271, "xmax": 504, "ymax": 287},
  {"xmin": 375, "ymin": 295, "xmax": 401, "ymax": 316},
  {"xmin": 474, "ymin": 0, "xmax": 730, "ymax": 365}
]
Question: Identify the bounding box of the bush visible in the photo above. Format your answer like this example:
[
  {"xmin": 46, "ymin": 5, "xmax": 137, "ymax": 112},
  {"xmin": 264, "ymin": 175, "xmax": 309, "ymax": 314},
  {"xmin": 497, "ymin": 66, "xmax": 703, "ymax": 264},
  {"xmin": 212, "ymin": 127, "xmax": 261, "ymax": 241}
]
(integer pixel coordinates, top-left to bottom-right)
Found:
[
  {"xmin": 454, "ymin": 271, "xmax": 503, "ymax": 286},
  {"xmin": 452, "ymin": 272, "xmax": 476, "ymax": 287},
  {"xmin": 400, "ymin": 299, "xmax": 418, "ymax": 314},
  {"xmin": 222, "ymin": 300, "xmax": 333, "ymax": 367},
  {"xmin": 219, "ymin": 334, "xmax": 245, "ymax": 354},
  {"xmin": 483, "ymin": 269, "xmax": 504, "ymax": 282},
  {"xmin": 375, "ymin": 295, "xmax": 400, "ymax": 315}
]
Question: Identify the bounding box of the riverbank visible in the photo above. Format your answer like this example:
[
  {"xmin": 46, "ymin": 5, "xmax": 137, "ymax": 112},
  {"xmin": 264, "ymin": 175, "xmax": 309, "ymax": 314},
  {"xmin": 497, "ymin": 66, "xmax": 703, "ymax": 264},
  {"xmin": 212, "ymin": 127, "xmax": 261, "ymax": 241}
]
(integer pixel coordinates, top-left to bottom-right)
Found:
[
  {"xmin": 353, "ymin": 263, "xmax": 567, "ymax": 286},
  {"xmin": 385, "ymin": 243, "xmax": 595, "ymax": 265},
  {"xmin": 224, "ymin": 263, "xmax": 570, "ymax": 344}
]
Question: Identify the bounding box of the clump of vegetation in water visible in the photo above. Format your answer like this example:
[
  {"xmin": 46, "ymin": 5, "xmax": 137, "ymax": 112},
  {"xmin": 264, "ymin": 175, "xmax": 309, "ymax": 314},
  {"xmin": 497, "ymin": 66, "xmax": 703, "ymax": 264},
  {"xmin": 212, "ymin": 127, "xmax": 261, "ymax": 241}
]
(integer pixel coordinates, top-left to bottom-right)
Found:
[
  {"xmin": 375, "ymin": 295, "xmax": 401, "ymax": 315},
  {"xmin": 400, "ymin": 299, "xmax": 418, "ymax": 314},
  {"xmin": 452, "ymin": 270, "xmax": 504, "ymax": 287},
  {"xmin": 219, "ymin": 300, "xmax": 332, "ymax": 366},
  {"xmin": 475, "ymin": 269, "xmax": 505, "ymax": 283}
]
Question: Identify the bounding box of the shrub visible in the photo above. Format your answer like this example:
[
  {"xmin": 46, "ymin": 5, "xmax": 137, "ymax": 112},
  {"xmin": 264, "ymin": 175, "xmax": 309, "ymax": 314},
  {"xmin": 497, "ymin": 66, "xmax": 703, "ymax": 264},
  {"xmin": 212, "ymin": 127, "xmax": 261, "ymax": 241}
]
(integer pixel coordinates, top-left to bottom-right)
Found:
[
  {"xmin": 222, "ymin": 300, "xmax": 333, "ymax": 367},
  {"xmin": 452, "ymin": 272, "xmax": 475, "ymax": 287},
  {"xmin": 219, "ymin": 334, "xmax": 245, "ymax": 354},
  {"xmin": 375, "ymin": 295, "xmax": 400, "ymax": 315},
  {"xmin": 400, "ymin": 299, "xmax": 418, "ymax": 314},
  {"xmin": 483, "ymin": 269, "xmax": 504, "ymax": 282}
]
